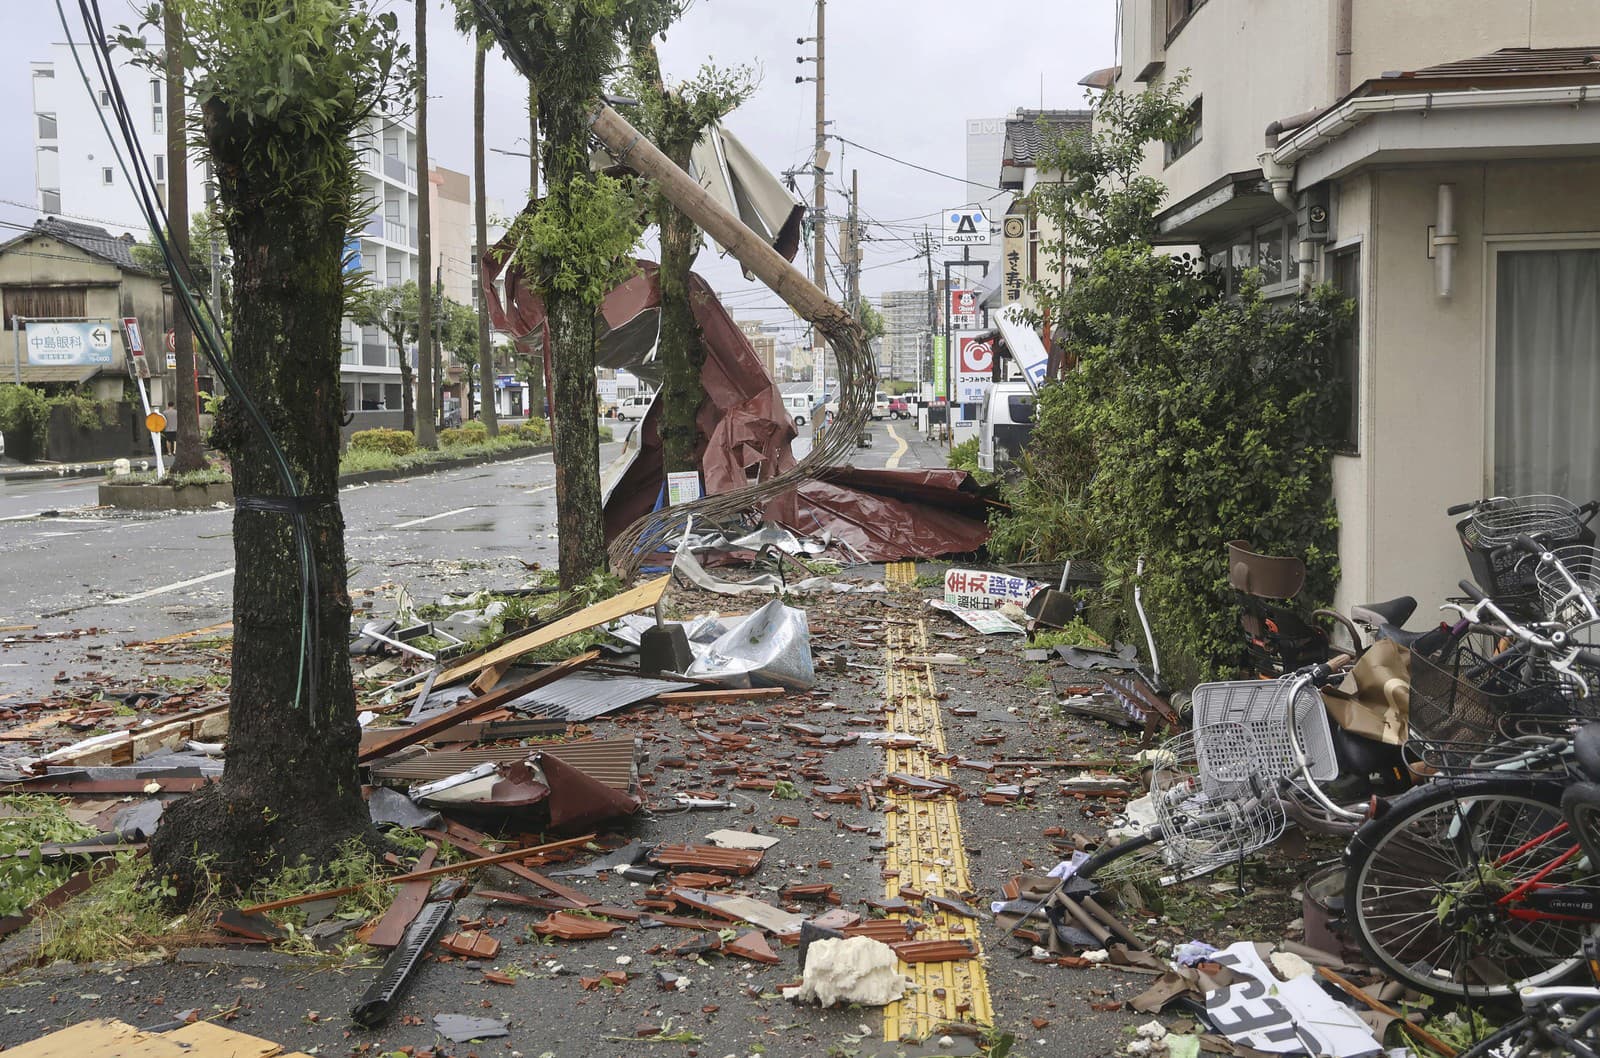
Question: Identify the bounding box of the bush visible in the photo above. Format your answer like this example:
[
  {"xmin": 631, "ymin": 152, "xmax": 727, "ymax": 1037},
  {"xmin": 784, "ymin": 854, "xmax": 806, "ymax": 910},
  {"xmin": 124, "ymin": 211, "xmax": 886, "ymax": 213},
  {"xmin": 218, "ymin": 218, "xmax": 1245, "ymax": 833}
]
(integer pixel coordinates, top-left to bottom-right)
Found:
[
  {"xmin": 597, "ymin": 424, "xmax": 614, "ymax": 443},
  {"xmin": 947, "ymin": 437, "xmax": 979, "ymax": 474},
  {"xmin": 0, "ymin": 385, "xmax": 50, "ymax": 461},
  {"xmin": 349, "ymin": 427, "xmax": 416, "ymax": 456},
  {"xmin": 50, "ymin": 392, "xmax": 117, "ymax": 432},
  {"xmin": 439, "ymin": 422, "xmax": 489, "ymax": 448},
  {"xmin": 513, "ymin": 417, "xmax": 551, "ymax": 444}
]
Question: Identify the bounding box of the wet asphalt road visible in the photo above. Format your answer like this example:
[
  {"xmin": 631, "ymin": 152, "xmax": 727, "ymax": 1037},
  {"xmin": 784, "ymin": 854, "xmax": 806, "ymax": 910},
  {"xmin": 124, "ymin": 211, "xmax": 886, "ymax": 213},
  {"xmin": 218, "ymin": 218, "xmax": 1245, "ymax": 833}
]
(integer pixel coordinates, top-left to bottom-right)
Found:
[{"xmin": 0, "ymin": 419, "xmax": 1177, "ymax": 1058}]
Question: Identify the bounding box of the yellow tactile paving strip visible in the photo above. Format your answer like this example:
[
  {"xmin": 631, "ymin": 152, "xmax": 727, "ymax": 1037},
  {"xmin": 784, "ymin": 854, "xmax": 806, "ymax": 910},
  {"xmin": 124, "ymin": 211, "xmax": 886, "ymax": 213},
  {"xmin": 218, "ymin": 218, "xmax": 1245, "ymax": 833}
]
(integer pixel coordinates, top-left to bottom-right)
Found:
[
  {"xmin": 879, "ymin": 617, "xmax": 995, "ymax": 1043},
  {"xmin": 884, "ymin": 560, "xmax": 917, "ymax": 588}
]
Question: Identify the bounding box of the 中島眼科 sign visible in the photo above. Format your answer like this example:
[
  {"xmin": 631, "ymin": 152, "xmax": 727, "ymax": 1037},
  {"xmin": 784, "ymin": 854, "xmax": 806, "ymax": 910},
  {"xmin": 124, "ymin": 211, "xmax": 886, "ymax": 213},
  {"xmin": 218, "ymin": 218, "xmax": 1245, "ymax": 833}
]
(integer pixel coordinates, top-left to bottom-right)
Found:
[{"xmin": 24, "ymin": 321, "xmax": 115, "ymax": 366}]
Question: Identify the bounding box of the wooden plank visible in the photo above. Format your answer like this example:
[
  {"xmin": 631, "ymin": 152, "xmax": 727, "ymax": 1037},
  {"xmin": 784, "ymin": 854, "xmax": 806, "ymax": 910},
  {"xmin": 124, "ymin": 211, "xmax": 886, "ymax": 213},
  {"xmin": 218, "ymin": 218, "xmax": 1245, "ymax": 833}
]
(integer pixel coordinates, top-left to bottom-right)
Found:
[
  {"xmin": 468, "ymin": 660, "xmax": 512, "ymax": 697},
  {"xmin": 432, "ymin": 576, "xmax": 670, "ymax": 687},
  {"xmin": 364, "ymin": 846, "xmax": 438, "ymax": 949},
  {"xmin": 653, "ymin": 687, "xmax": 788, "ymax": 705},
  {"xmin": 164, "ymin": 1021, "xmax": 282, "ymax": 1058},
  {"xmin": 420, "ymin": 825, "xmax": 594, "ymax": 908},
  {"xmin": 357, "ymin": 651, "xmax": 598, "ymax": 764},
  {"xmin": 235, "ymin": 833, "xmax": 594, "ymax": 915},
  {"xmin": 0, "ymin": 1018, "xmax": 194, "ymax": 1058}
]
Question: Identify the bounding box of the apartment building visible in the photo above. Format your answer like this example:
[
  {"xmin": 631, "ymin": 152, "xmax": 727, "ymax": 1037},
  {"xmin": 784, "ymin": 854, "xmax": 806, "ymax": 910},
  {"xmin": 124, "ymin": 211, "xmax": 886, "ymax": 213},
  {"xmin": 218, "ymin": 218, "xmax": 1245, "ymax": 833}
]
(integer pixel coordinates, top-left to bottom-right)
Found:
[
  {"xmin": 1102, "ymin": 0, "xmax": 1600, "ymax": 612},
  {"xmin": 880, "ymin": 289, "xmax": 931, "ymax": 383},
  {"xmin": 31, "ymin": 43, "xmax": 424, "ymax": 434}
]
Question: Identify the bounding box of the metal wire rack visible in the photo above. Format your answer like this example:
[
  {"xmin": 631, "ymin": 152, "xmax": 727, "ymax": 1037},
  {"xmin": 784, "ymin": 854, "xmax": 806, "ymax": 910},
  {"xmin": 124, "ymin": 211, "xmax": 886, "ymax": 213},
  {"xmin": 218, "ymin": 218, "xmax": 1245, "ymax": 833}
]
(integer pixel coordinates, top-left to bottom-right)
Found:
[
  {"xmin": 1146, "ymin": 721, "xmax": 1287, "ymax": 882},
  {"xmin": 1536, "ymin": 545, "xmax": 1600, "ymax": 629},
  {"xmin": 1404, "ymin": 647, "xmax": 1575, "ymax": 776},
  {"xmin": 1190, "ymin": 675, "xmax": 1340, "ymax": 785}
]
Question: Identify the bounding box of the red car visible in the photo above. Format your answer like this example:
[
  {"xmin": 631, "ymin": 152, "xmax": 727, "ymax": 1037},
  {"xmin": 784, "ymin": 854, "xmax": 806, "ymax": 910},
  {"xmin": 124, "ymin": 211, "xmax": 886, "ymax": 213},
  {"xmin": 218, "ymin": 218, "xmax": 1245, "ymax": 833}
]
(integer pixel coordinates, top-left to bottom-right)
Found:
[{"xmin": 888, "ymin": 398, "xmax": 912, "ymax": 420}]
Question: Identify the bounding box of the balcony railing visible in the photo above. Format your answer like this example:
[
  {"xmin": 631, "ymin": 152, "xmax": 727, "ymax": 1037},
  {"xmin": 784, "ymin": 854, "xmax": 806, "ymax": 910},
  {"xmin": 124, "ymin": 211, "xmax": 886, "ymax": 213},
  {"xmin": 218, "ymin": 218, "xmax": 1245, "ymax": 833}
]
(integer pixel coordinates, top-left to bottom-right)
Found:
[{"xmin": 382, "ymin": 218, "xmax": 413, "ymax": 247}]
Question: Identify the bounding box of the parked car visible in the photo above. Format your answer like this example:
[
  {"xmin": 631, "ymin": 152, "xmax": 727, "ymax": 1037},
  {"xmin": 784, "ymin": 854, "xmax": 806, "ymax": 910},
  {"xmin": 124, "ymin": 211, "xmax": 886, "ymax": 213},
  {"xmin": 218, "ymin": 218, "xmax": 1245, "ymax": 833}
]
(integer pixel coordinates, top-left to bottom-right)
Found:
[
  {"xmin": 616, "ymin": 394, "xmax": 653, "ymax": 421},
  {"xmin": 977, "ymin": 381, "xmax": 1038, "ymax": 473},
  {"xmin": 871, "ymin": 392, "xmax": 891, "ymax": 420},
  {"xmin": 887, "ymin": 397, "xmax": 911, "ymax": 419},
  {"xmin": 782, "ymin": 392, "xmax": 814, "ymax": 426}
]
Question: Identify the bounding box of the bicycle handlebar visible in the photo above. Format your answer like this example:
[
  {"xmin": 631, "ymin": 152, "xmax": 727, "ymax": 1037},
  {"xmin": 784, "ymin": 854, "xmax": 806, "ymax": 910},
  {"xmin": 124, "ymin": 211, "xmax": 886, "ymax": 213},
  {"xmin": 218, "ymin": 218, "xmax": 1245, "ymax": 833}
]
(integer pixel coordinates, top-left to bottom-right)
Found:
[{"xmin": 1446, "ymin": 500, "xmax": 1478, "ymax": 517}]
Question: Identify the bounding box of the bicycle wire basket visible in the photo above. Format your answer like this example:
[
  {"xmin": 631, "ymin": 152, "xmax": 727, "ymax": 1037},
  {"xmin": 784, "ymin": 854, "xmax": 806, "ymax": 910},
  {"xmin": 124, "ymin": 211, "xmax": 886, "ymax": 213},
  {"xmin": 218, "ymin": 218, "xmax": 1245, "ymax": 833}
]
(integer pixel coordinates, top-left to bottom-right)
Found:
[
  {"xmin": 1535, "ymin": 545, "xmax": 1600, "ymax": 629},
  {"xmin": 1146, "ymin": 720, "xmax": 1287, "ymax": 883},
  {"xmin": 1457, "ymin": 495, "xmax": 1594, "ymax": 612},
  {"xmin": 1405, "ymin": 645, "xmax": 1574, "ymax": 776},
  {"xmin": 1190, "ymin": 674, "xmax": 1340, "ymax": 786}
]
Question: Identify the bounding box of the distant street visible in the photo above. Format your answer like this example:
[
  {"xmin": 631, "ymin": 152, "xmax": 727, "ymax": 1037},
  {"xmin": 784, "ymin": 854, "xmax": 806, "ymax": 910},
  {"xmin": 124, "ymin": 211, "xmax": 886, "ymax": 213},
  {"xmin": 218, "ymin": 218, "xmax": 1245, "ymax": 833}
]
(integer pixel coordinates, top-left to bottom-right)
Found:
[{"xmin": 0, "ymin": 419, "xmax": 945, "ymax": 701}]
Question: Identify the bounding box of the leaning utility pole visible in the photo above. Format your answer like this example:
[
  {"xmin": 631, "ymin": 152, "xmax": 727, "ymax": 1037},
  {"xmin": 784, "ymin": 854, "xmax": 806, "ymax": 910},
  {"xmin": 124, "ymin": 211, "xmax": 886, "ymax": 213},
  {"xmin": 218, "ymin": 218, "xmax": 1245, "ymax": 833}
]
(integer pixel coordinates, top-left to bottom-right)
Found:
[
  {"xmin": 414, "ymin": 0, "xmax": 436, "ymax": 448},
  {"xmin": 164, "ymin": 3, "xmax": 206, "ymax": 474}
]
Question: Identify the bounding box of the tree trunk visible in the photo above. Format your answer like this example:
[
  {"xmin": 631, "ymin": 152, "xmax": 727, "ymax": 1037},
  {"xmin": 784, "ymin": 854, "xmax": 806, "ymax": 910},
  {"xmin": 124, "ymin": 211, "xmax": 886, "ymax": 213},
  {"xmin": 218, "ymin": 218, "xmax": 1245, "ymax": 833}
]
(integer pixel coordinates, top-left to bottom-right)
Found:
[
  {"xmin": 541, "ymin": 102, "xmax": 607, "ymax": 589},
  {"xmin": 523, "ymin": 83, "xmax": 545, "ymax": 423},
  {"xmin": 164, "ymin": 4, "xmax": 208, "ymax": 476},
  {"xmin": 474, "ymin": 34, "xmax": 497, "ymax": 437},
  {"xmin": 413, "ymin": 0, "xmax": 435, "ymax": 448},
  {"xmin": 150, "ymin": 116, "xmax": 368, "ymax": 900},
  {"xmin": 632, "ymin": 40, "xmax": 704, "ymax": 477},
  {"xmin": 399, "ymin": 352, "xmax": 415, "ymax": 431}
]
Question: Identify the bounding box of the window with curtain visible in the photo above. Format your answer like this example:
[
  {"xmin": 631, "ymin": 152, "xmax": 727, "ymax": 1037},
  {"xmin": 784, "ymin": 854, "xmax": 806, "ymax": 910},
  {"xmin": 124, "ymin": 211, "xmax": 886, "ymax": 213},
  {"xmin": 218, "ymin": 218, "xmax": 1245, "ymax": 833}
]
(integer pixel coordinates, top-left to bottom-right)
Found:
[
  {"xmin": 1495, "ymin": 248, "xmax": 1600, "ymax": 500},
  {"xmin": 1330, "ymin": 247, "xmax": 1361, "ymax": 453}
]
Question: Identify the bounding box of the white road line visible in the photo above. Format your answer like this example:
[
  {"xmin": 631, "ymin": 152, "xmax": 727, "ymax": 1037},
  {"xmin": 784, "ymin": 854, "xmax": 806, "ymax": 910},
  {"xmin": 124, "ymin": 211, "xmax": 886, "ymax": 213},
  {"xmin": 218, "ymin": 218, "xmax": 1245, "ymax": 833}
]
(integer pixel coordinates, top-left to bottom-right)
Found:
[
  {"xmin": 392, "ymin": 506, "xmax": 477, "ymax": 529},
  {"xmin": 884, "ymin": 424, "xmax": 909, "ymax": 470},
  {"xmin": 107, "ymin": 567, "xmax": 235, "ymax": 606},
  {"xmin": 523, "ymin": 484, "xmax": 556, "ymax": 495}
]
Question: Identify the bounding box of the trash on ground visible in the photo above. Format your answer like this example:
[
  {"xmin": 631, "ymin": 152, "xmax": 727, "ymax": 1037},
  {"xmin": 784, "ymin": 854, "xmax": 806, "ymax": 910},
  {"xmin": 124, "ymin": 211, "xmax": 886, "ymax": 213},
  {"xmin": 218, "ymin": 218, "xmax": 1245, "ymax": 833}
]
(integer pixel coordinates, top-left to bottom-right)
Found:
[{"xmin": 784, "ymin": 935, "xmax": 909, "ymax": 1007}]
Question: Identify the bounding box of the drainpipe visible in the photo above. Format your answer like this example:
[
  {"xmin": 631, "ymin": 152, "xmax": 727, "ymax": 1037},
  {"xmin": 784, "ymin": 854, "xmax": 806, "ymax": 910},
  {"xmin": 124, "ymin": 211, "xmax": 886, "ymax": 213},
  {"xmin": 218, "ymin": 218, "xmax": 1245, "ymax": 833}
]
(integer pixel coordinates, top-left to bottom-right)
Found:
[
  {"xmin": 1335, "ymin": 0, "xmax": 1353, "ymax": 96},
  {"xmin": 1259, "ymin": 147, "xmax": 1316, "ymax": 294}
]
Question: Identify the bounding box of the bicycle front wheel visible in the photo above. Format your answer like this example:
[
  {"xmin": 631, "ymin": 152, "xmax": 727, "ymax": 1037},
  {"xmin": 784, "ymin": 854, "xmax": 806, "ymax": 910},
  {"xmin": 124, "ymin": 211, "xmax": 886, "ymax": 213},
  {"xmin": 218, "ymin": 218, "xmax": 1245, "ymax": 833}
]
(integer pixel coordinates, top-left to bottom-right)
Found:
[{"xmin": 1345, "ymin": 777, "xmax": 1597, "ymax": 999}]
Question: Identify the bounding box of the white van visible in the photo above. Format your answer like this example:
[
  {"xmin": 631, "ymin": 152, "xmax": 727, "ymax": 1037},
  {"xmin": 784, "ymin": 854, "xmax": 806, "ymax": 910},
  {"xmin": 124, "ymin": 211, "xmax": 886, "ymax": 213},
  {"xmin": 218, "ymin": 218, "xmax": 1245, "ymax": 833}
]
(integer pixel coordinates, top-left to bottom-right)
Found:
[
  {"xmin": 616, "ymin": 393, "xmax": 654, "ymax": 421},
  {"xmin": 977, "ymin": 381, "xmax": 1037, "ymax": 472},
  {"xmin": 782, "ymin": 393, "xmax": 815, "ymax": 427}
]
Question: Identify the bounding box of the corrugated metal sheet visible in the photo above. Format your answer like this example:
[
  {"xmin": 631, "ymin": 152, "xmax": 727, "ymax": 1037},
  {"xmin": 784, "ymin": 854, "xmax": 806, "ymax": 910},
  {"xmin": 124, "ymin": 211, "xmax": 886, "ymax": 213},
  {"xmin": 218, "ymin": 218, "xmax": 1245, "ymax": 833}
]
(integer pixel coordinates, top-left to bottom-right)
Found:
[
  {"xmin": 368, "ymin": 737, "xmax": 638, "ymax": 791},
  {"xmin": 507, "ymin": 671, "xmax": 693, "ymax": 722}
]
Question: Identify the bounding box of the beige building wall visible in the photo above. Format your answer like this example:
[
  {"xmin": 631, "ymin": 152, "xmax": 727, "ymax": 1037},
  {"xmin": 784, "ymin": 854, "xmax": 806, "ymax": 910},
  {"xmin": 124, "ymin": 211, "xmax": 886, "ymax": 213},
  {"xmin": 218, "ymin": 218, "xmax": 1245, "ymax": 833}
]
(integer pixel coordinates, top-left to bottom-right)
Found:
[
  {"xmin": 1332, "ymin": 157, "xmax": 1600, "ymax": 610},
  {"xmin": 1351, "ymin": 0, "xmax": 1600, "ymax": 82},
  {"xmin": 429, "ymin": 166, "xmax": 475, "ymax": 308}
]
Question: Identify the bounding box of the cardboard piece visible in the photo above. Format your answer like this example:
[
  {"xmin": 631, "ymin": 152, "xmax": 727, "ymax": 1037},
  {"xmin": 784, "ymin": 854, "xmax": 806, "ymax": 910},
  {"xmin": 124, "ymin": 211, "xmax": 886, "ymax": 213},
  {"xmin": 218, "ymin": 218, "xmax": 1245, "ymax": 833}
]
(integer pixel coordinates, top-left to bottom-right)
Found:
[{"xmin": 1204, "ymin": 942, "xmax": 1382, "ymax": 1057}]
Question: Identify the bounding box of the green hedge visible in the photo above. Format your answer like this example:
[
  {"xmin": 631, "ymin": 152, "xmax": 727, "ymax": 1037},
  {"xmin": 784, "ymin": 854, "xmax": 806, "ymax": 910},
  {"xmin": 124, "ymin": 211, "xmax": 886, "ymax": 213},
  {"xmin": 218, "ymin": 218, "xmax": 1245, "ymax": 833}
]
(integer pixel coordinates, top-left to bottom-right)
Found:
[{"xmin": 349, "ymin": 427, "xmax": 417, "ymax": 456}]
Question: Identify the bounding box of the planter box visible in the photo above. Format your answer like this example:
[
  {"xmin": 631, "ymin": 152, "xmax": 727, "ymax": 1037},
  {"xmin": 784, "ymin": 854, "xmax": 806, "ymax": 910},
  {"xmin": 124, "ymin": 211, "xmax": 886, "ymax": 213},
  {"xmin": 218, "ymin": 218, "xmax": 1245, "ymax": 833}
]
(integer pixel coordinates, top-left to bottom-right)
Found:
[{"xmin": 98, "ymin": 481, "xmax": 235, "ymax": 511}]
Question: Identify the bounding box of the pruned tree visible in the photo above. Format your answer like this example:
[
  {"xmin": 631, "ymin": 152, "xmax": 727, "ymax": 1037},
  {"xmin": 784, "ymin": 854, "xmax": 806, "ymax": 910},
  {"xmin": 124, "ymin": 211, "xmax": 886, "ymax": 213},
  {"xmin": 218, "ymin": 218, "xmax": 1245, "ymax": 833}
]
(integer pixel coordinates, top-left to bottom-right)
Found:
[
  {"xmin": 132, "ymin": 0, "xmax": 413, "ymax": 899},
  {"xmin": 349, "ymin": 280, "xmax": 422, "ymax": 431},
  {"xmin": 472, "ymin": 0, "xmax": 673, "ymax": 588},
  {"xmin": 856, "ymin": 296, "xmax": 885, "ymax": 343},
  {"xmin": 623, "ymin": 32, "xmax": 751, "ymax": 474}
]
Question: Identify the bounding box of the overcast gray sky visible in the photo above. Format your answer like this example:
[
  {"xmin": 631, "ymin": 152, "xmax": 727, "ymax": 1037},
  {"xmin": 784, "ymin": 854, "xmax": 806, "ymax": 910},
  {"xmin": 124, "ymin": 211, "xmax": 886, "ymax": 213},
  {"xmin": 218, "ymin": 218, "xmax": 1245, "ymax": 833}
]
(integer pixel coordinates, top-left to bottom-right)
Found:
[{"xmin": 7, "ymin": 1, "xmax": 1116, "ymax": 339}]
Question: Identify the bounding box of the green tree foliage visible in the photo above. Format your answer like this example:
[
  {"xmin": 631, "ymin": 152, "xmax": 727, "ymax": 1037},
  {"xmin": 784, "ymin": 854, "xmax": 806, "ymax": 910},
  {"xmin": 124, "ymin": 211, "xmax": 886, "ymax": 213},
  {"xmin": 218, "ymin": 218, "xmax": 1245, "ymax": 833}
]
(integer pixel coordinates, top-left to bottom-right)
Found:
[
  {"xmin": 992, "ymin": 83, "xmax": 1349, "ymax": 683},
  {"xmin": 349, "ymin": 279, "xmax": 422, "ymax": 431},
  {"xmin": 857, "ymin": 297, "xmax": 885, "ymax": 343}
]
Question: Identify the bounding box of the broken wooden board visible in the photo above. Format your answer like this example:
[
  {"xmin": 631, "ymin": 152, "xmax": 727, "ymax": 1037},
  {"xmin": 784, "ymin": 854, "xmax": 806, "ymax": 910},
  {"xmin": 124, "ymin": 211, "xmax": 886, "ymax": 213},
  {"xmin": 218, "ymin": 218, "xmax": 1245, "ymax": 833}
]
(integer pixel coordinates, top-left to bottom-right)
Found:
[
  {"xmin": 432, "ymin": 575, "xmax": 670, "ymax": 688},
  {"xmin": 0, "ymin": 1017, "xmax": 291, "ymax": 1058},
  {"xmin": 164, "ymin": 1021, "xmax": 283, "ymax": 1058},
  {"xmin": 358, "ymin": 651, "xmax": 598, "ymax": 764},
  {"xmin": 30, "ymin": 706, "xmax": 230, "ymax": 770}
]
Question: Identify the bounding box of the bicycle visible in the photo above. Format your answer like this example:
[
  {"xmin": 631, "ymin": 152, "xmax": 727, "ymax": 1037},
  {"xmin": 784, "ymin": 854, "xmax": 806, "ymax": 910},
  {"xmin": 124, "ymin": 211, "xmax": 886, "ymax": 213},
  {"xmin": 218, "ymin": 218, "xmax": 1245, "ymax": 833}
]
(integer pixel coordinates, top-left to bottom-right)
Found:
[
  {"xmin": 1344, "ymin": 540, "xmax": 1600, "ymax": 1000},
  {"xmin": 1458, "ymin": 983, "xmax": 1600, "ymax": 1057}
]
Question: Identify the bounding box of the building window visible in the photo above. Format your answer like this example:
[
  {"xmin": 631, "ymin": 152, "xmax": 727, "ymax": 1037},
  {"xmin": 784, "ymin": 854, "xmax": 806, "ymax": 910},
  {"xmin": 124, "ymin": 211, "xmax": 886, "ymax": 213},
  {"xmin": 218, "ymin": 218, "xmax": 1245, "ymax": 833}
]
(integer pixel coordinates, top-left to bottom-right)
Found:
[
  {"xmin": 33, "ymin": 68, "xmax": 54, "ymax": 79},
  {"xmin": 40, "ymin": 189, "xmax": 60, "ymax": 213},
  {"xmin": 1167, "ymin": 0, "xmax": 1207, "ymax": 37},
  {"xmin": 154, "ymin": 154, "xmax": 165, "ymax": 181},
  {"xmin": 100, "ymin": 167, "xmax": 115, "ymax": 185},
  {"xmin": 98, "ymin": 89, "xmax": 111, "ymax": 107},
  {"xmin": 1329, "ymin": 247, "xmax": 1361, "ymax": 454},
  {"xmin": 5, "ymin": 286, "xmax": 87, "ymax": 328},
  {"xmin": 1206, "ymin": 223, "xmax": 1298, "ymax": 295},
  {"xmin": 36, "ymin": 113, "xmax": 57, "ymax": 139},
  {"xmin": 1163, "ymin": 98, "xmax": 1202, "ymax": 166},
  {"xmin": 1494, "ymin": 247, "xmax": 1600, "ymax": 500},
  {"xmin": 151, "ymin": 79, "xmax": 163, "ymax": 133}
]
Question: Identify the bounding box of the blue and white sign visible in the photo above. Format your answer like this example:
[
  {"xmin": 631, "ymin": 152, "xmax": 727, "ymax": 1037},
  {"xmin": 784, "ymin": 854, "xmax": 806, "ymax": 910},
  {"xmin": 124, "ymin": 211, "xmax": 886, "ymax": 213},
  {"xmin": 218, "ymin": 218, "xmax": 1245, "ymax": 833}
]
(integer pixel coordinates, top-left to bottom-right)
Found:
[
  {"xmin": 25, "ymin": 321, "xmax": 115, "ymax": 366},
  {"xmin": 943, "ymin": 206, "xmax": 990, "ymax": 246}
]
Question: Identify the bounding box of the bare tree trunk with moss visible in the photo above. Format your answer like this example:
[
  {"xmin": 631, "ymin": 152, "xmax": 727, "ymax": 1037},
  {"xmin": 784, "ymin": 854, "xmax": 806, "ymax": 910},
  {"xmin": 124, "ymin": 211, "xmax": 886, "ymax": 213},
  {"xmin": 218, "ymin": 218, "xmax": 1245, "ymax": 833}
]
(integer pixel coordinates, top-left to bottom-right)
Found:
[
  {"xmin": 473, "ymin": 31, "xmax": 498, "ymax": 436},
  {"xmin": 414, "ymin": 0, "xmax": 436, "ymax": 448},
  {"xmin": 164, "ymin": 3, "xmax": 208, "ymax": 475},
  {"xmin": 541, "ymin": 103, "xmax": 608, "ymax": 588},
  {"xmin": 398, "ymin": 345, "xmax": 415, "ymax": 431},
  {"xmin": 524, "ymin": 82, "xmax": 545, "ymax": 421},
  {"xmin": 147, "ymin": 0, "xmax": 408, "ymax": 900},
  {"xmin": 631, "ymin": 39, "xmax": 703, "ymax": 475}
]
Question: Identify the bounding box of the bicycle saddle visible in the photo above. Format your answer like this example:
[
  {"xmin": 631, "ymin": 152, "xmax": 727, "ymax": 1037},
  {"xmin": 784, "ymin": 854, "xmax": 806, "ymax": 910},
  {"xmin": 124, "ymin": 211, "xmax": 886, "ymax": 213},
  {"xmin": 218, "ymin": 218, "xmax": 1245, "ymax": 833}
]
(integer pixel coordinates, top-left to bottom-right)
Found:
[
  {"xmin": 1351, "ymin": 596, "xmax": 1418, "ymax": 629},
  {"xmin": 1577, "ymin": 723, "xmax": 1600, "ymax": 782}
]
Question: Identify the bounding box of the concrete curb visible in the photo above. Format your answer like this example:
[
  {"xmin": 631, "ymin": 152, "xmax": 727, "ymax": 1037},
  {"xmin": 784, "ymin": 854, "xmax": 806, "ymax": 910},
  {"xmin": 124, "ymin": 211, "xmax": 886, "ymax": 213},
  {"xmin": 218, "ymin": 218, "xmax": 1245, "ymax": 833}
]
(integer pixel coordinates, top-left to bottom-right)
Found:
[{"xmin": 3, "ymin": 444, "xmax": 555, "ymax": 493}]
